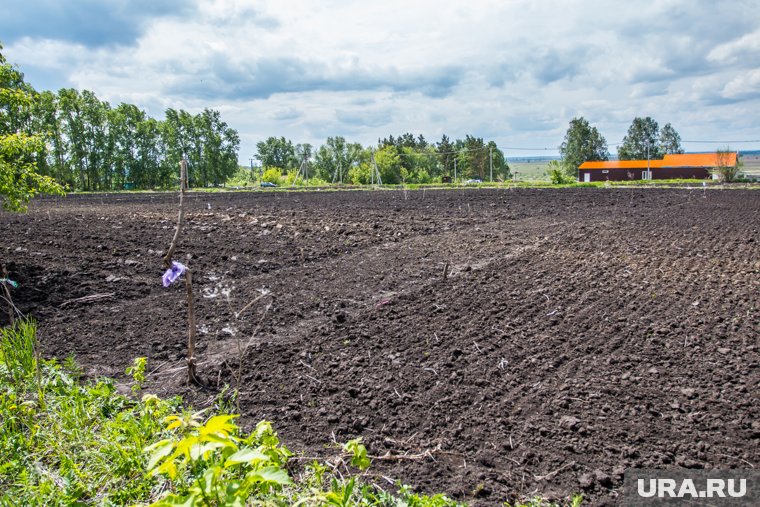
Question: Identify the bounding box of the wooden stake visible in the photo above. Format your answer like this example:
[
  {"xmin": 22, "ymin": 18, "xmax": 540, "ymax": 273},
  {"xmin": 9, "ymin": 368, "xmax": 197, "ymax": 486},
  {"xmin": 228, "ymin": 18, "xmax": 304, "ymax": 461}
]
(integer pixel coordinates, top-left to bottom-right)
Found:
[
  {"xmin": 164, "ymin": 157, "xmax": 199, "ymax": 385},
  {"xmin": 185, "ymin": 270, "xmax": 197, "ymax": 383}
]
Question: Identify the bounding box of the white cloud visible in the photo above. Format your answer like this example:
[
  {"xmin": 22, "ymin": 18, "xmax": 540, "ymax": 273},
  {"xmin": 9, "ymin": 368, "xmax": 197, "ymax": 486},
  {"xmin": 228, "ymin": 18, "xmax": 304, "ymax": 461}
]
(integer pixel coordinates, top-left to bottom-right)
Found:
[
  {"xmin": 708, "ymin": 29, "xmax": 760, "ymax": 64},
  {"xmin": 722, "ymin": 69, "xmax": 760, "ymax": 100},
  {"xmin": 4, "ymin": 0, "xmax": 760, "ymax": 159}
]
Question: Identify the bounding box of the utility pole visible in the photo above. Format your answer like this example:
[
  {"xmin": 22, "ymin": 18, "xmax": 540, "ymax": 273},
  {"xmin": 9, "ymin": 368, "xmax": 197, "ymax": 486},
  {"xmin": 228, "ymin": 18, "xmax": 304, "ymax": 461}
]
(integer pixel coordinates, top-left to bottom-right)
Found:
[
  {"xmin": 181, "ymin": 156, "xmax": 189, "ymax": 190},
  {"xmin": 249, "ymin": 158, "xmax": 254, "ymax": 182},
  {"xmin": 370, "ymin": 150, "xmax": 382, "ymax": 186},
  {"xmin": 646, "ymin": 141, "xmax": 650, "ymax": 180},
  {"xmin": 489, "ymin": 148, "xmax": 493, "ymax": 182},
  {"xmin": 454, "ymin": 158, "xmax": 457, "ymax": 183}
]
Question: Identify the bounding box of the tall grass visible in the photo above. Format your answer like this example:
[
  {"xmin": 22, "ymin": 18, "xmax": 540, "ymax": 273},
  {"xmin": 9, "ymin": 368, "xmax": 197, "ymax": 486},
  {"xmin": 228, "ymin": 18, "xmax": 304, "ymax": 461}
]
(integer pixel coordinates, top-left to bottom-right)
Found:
[
  {"xmin": 0, "ymin": 318, "xmax": 37, "ymax": 386},
  {"xmin": 0, "ymin": 319, "xmax": 179, "ymax": 505}
]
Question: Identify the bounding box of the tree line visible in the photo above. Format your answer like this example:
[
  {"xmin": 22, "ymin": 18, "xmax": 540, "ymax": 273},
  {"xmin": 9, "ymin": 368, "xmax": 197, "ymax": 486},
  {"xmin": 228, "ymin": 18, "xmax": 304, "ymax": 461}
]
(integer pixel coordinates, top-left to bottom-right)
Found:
[
  {"xmin": 559, "ymin": 116, "xmax": 684, "ymax": 176},
  {"xmin": 254, "ymin": 132, "xmax": 511, "ymax": 185},
  {"xmin": 3, "ymin": 38, "xmax": 710, "ymax": 212},
  {"xmin": 1, "ymin": 44, "xmax": 240, "ymax": 193},
  {"xmin": 33, "ymin": 92, "xmax": 240, "ymax": 191}
]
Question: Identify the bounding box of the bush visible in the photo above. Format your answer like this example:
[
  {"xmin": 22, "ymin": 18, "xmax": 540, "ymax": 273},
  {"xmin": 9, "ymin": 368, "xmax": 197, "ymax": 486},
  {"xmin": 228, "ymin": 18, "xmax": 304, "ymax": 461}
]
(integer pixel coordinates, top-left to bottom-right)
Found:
[
  {"xmin": 225, "ymin": 167, "xmax": 257, "ymax": 187},
  {"xmin": 283, "ymin": 169, "xmax": 302, "ymax": 186},
  {"xmin": 348, "ymin": 163, "xmax": 371, "ymax": 185},
  {"xmin": 415, "ymin": 169, "xmax": 432, "ymax": 184},
  {"xmin": 304, "ymin": 177, "xmax": 330, "ymax": 187},
  {"xmin": 546, "ymin": 160, "xmax": 575, "ymax": 185},
  {"xmin": 712, "ymin": 148, "xmax": 740, "ymax": 183},
  {"xmin": 262, "ymin": 168, "xmax": 283, "ymax": 185}
]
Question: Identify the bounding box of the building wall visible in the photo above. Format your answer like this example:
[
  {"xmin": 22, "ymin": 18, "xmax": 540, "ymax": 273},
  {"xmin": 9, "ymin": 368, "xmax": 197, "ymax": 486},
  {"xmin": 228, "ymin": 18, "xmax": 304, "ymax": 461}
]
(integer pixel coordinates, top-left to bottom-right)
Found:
[
  {"xmin": 653, "ymin": 167, "xmax": 711, "ymax": 179},
  {"xmin": 578, "ymin": 167, "xmax": 713, "ymax": 181},
  {"xmin": 578, "ymin": 168, "xmax": 644, "ymax": 181}
]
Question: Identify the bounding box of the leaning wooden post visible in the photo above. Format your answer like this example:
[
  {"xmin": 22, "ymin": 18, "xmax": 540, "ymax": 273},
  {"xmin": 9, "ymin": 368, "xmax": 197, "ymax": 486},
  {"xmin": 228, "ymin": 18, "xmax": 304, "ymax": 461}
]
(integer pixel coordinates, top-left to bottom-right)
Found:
[
  {"xmin": 1, "ymin": 264, "xmax": 15, "ymax": 326},
  {"xmin": 163, "ymin": 157, "xmax": 198, "ymax": 384}
]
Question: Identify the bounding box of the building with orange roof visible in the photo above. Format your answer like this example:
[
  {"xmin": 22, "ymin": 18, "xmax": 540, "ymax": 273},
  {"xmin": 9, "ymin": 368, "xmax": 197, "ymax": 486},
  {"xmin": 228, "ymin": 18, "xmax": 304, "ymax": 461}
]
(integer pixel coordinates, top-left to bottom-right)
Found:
[{"xmin": 577, "ymin": 152, "xmax": 738, "ymax": 182}]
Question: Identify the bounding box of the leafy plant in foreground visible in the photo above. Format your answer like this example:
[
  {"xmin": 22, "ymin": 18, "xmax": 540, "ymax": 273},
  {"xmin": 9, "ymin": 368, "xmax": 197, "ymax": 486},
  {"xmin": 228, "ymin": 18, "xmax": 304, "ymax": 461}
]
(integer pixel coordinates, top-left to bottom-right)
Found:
[{"xmin": 144, "ymin": 415, "xmax": 293, "ymax": 505}]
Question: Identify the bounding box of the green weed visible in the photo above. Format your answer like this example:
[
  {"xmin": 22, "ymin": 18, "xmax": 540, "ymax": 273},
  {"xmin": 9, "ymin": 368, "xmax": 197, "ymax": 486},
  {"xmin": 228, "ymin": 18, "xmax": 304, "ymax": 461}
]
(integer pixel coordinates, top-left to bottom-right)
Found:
[{"xmin": 126, "ymin": 356, "xmax": 147, "ymax": 394}]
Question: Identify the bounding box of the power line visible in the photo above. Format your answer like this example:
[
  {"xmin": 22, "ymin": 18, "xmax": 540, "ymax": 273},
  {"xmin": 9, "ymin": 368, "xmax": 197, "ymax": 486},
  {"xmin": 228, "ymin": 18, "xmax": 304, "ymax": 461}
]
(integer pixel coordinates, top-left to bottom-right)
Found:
[
  {"xmin": 501, "ymin": 146, "xmax": 555, "ymax": 151},
  {"xmin": 393, "ymin": 146, "xmax": 490, "ymax": 157},
  {"xmin": 681, "ymin": 139, "xmax": 760, "ymax": 144}
]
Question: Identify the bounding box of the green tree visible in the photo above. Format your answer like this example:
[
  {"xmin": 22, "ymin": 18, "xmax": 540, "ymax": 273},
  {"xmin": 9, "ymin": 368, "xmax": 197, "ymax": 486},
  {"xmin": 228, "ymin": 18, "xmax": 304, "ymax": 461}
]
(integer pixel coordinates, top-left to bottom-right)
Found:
[
  {"xmin": 658, "ymin": 123, "xmax": 683, "ymax": 155},
  {"xmin": 163, "ymin": 108, "xmax": 188, "ymax": 168},
  {"xmin": 399, "ymin": 146, "xmax": 435, "ymax": 183},
  {"xmin": 160, "ymin": 108, "xmax": 238, "ymax": 188},
  {"xmin": 618, "ymin": 116, "xmax": 662, "ymax": 161},
  {"xmin": 194, "ymin": 109, "xmax": 239, "ymax": 186},
  {"xmin": 379, "ymin": 132, "xmax": 428, "ymax": 151},
  {"xmin": 0, "ymin": 44, "xmax": 63, "ymax": 210},
  {"xmin": 31, "ymin": 90, "xmax": 69, "ymax": 186},
  {"xmin": 373, "ymin": 145, "xmax": 402, "ymax": 184},
  {"xmin": 313, "ymin": 137, "xmax": 364, "ymax": 183},
  {"xmin": 255, "ymin": 136, "xmax": 296, "ymax": 170},
  {"xmin": 0, "ymin": 45, "xmax": 240, "ymax": 193},
  {"xmin": 78, "ymin": 90, "xmax": 110, "ymax": 190},
  {"xmin": 486, "ymin": 140, "xmax": 510, "ymax": 181},
  {"xmin": 436, "ymin": 135, "xmax": 455, "ymax": 178},
  {"xmin": 108, "ymin": 103, "xmax": 145, "ymax": 189},
  {"xmin": 57, "ymin": 88, "xmax": 88, "ymax": 190},
  {"xmin": 135, "ymin": 117, "xmax": 165, "ymax": 188},
  {"xmin": 559, "ymin": 117, "xmax": 609, "ymax": 176},
  {"xmin": 262, "ymin": 167, "xmax": 282, "ymax": 184},
  {"xmin": 455, "ymin": 135, "xmax": 488, "ymax": 180},
  {"xmin": 347, "ymin": 162, "xmax": 371, "ymax": 184}
]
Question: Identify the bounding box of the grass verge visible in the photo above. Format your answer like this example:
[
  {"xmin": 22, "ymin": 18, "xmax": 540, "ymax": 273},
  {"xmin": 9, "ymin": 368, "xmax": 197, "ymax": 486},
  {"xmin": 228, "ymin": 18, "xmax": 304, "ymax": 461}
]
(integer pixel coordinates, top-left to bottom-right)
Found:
[{"xmin": 1, "ymin": 319, "xmax": 581, "ymax": 506}]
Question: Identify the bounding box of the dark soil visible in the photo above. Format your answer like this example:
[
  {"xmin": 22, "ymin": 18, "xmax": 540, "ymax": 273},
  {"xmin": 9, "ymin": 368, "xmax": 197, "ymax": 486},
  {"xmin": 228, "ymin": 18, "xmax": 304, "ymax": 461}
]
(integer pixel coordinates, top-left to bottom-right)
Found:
[{"xmin": 2, "ymin": 187, "xmax": 759, "ymax": 506}]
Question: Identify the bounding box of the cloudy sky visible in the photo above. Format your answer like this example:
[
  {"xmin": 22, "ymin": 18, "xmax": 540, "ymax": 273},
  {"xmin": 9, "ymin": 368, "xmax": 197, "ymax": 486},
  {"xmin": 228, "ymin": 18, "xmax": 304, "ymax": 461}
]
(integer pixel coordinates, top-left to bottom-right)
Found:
[{"xmin": 3, "ymin": 0, "xmax": 760, "ymax": 161}]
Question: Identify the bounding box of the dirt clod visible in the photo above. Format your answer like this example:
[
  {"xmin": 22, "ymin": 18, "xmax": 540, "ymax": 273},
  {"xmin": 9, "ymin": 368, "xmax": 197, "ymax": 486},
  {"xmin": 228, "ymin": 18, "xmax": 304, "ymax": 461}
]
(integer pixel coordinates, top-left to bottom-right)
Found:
[{"xmin": 2, "ymin": 188, "xmax": 758, "ymax": 506}]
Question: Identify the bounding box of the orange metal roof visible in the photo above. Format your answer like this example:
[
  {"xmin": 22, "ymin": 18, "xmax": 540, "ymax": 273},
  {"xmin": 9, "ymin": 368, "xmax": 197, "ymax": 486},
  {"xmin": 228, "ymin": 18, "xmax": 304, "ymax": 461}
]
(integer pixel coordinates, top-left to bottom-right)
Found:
[
  {"xmin": 580, "ymin": 160, "xmax": 662, "ymax": 169},
  {"xmin": 579, "ymin": 152, "xmax": 737, "ymax": 170},
  {"xmin": 661, "ymin": 153, "xmax": 737, "ymax": 167}
]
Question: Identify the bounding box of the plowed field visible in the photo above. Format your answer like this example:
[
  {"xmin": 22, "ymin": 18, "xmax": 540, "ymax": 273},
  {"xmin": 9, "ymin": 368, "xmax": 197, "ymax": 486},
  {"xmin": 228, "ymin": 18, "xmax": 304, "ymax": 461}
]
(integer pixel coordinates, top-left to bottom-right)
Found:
[{"xmin": 2, "ymin": 188, "xmax": 758, "ymax": 505}]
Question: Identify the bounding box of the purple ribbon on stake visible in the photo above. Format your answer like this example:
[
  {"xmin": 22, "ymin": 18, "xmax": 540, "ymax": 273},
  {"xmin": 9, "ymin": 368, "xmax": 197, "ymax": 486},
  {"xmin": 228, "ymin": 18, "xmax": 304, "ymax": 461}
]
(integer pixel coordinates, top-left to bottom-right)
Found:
[{"xmin": 162, "ymin": 261, "xmax": 187, "ymax": 287}]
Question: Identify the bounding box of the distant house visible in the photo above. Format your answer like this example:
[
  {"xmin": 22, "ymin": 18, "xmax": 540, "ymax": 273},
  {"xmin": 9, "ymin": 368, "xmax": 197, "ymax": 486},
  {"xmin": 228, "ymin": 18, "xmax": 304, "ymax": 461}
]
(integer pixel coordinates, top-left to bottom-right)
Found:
[{"xmin": 578, "ymin": 153, "xmax": 738, "ymax": 182}]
